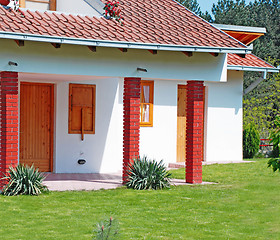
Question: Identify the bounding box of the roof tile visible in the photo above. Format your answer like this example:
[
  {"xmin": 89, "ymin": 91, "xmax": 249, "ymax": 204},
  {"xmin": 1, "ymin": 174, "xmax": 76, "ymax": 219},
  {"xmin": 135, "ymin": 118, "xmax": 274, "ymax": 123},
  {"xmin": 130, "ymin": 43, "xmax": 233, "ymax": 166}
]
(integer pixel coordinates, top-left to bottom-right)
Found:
[
  {"xmin": 0, "ymin": 0, "xmax": 247, "ymax": 49},
  {"xmin": 228, "ymin": 54, "xmax": 275, "ymax": 69}
]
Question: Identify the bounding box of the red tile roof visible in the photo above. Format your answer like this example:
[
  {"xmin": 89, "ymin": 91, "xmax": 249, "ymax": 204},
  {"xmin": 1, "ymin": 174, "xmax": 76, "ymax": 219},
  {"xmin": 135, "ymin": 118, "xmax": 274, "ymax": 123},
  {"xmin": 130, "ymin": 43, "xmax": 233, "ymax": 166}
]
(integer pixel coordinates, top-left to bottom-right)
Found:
[
  {"xmin": 227, "ymin": 53, "xmax": 275, "ymax": 69},
  {"xmin": 0, "ymin": 0, "xmax": 247, "ymax": 50}
]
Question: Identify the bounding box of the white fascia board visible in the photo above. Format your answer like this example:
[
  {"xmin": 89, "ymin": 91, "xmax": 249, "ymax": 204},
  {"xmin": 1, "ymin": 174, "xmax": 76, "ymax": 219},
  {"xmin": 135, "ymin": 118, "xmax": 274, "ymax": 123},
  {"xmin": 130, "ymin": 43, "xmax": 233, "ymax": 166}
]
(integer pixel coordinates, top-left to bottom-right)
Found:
[
  {"xmin": 0, "ymin": 31, "xmax": 251, "ymax": 54},
  {"xmin": 227, "ymin": 65, "xmax": 279, "ymax": 73},
  {"xmin": 214, "ymin": 24, "xmax": 266, "ymax": 34}
]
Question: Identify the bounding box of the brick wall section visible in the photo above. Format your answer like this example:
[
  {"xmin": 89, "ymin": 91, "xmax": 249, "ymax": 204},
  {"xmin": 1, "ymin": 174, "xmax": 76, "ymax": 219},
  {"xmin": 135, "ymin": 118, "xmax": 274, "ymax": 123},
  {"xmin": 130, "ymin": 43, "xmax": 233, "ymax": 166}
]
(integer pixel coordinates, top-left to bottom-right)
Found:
[
  {"xmin": 122, "ymin": 77, "xmax": 141, "ymax": 183},
  {"xmin": 186, "ymin": 81, "xmax": 204, "ymax": 184},
  {"xmin": 0, "ymin": 72, "xmax": 19, "ymax": 189}
]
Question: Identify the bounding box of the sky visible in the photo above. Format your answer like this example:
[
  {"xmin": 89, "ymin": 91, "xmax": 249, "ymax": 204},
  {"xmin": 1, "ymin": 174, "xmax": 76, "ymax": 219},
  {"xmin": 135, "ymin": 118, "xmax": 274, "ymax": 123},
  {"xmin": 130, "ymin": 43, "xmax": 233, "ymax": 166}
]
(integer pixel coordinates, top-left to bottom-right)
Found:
[{"xmin": 197, "ymin": 0, "xmax": 252, "ymax": 13}]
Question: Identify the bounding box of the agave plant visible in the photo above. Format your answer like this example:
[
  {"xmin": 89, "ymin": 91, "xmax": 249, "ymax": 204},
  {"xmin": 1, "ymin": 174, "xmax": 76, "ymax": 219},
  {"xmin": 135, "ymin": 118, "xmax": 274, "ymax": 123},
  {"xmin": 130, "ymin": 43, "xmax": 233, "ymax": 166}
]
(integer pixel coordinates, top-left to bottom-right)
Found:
[
  {"xmin": 126, "ymin": 156, "xmax": 171, "ymax": 190},
  {"xmin": 1, "ymin": 164, "xmax": 48, "ymax": 196}
]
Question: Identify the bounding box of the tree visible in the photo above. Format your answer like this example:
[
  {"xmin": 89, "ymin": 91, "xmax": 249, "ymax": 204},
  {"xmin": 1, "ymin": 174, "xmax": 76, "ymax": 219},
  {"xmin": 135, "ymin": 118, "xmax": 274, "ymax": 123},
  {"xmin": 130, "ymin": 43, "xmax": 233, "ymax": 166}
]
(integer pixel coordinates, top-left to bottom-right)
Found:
[
  {"xmin": 176, "ymin": 0, "xmax": 213, "ymax": 20},
  {"xmin": 212, "ymin": 0, "xmax": 249, "ymax": 25},
  {"xmin": 209, "ymin": 0, "xmax": 280, "ymax": 137},
  {"xmin": 248, "ymin": 0, "xmax": 280, "ymax": 60},
  {"xmin": 176, "ymin": 0, "xmax": 202, "ymax": 15},
  {"xmin": 243, "ymin": 59, "xmax": 280, "ymax": 137},
  {"xmin": 211, "ymin": 0, "xmax": 280, "ymax": 59}
]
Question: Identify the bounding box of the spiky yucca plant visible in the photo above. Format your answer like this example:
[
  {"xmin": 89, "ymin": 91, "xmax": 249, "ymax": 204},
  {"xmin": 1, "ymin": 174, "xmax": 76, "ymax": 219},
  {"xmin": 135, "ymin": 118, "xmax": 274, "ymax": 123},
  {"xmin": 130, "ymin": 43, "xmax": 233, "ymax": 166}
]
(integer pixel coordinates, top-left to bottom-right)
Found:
[
  {"xmin": 1, "ymin": 164, "xmax": 48, "ymax": 196},
  {"xmin": 126, "ymin": 156, "xmax": 171, "ymax": 190}
]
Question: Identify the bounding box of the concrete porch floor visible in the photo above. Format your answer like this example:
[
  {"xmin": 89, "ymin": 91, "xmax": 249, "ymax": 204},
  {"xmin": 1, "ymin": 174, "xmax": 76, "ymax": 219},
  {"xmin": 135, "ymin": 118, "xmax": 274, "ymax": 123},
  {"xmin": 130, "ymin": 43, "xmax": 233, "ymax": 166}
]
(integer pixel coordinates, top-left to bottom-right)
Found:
[
  {"xmin": 43, "ymin": 173, "xmax": 215, "ymax": 192},
  {"xmin": 43, "ymin": 173, "xmax": 123, "ymax": 191},
  {"xmin": 43, "ymin": 161, "xmax": 254, "ymax": 191}
]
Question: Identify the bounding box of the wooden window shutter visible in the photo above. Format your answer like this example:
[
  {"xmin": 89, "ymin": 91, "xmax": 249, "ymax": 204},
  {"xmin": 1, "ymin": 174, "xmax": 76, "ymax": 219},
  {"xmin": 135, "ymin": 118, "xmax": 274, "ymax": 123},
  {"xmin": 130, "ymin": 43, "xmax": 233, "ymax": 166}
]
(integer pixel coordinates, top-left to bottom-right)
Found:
[
  {"xmin": 69, "ymin": 84, "xmax": 96, "ymax": 137},
  {"xmin": 19, "ymin": 0, "xmax": 57, "ymax": 11}
]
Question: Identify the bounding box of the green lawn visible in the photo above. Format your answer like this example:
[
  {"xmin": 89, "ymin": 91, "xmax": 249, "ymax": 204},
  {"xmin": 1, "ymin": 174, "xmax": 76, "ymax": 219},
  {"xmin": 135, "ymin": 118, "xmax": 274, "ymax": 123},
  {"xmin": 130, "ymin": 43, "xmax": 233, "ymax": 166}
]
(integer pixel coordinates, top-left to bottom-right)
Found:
[{"xmin": 0, "ymin": 159, "xmax": 279, "ymax": 239}]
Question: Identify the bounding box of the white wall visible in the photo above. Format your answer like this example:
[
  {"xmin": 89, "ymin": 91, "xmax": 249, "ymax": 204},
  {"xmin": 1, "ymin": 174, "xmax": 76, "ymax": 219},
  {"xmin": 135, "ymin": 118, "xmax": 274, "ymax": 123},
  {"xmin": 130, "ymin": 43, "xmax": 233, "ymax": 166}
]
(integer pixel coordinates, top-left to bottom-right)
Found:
[
  {"xmin": 205, "ymin": 70, "xmax": 243, "ymax": 162},
  {"xmin": 7, "ymin": 37, "xmax": 242, "ymax": 173},
  {"xmin": 140, "ymin": 80, "xmax": 183, "ymax": 166},
  {"xmin": 25, "ymin": 1, "xmax": 49, "ymax": 11},
  {"xmin": 18, "ymin": 70, "xmax": 244, "ymax": 174},
  {"xmin": 0, "ymin": 39, "xmax": 227, "ymax": 83},
  {"xmin": 55, "ymin": 78, "xmax": 123, "ymax": 173},
  {"xmin": 21, "ymin": 0, "xmax": 102, "ymax": 16},
  {"xmin": 19, "ymin": 76, "xmax": 123, "ymax": 173},
  {"xmin": 56, "ymin": 0, "xmax": 102, "ymax": 16}
]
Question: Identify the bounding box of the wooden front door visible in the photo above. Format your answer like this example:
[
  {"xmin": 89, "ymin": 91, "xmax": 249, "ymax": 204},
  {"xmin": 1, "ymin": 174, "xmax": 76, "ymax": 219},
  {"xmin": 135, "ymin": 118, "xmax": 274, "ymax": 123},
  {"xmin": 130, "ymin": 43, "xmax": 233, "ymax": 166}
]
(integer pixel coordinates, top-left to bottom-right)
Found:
[
  {"xmin": 177, "ymin": 85, "xmax": 187, "ymax": 162},
  {"xmin": 20, "ymin": 83, "xmax": 54, "ymax": 172}
]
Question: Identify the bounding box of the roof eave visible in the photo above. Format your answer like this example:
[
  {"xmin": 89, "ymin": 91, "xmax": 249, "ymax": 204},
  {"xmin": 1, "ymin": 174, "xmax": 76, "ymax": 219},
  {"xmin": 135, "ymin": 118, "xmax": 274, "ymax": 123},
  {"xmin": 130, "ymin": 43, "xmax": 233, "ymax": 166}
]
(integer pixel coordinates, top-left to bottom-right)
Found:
[
  {"xmin": 214, "ymin": 24, "xmax": 266, "ymax": 34},
  {"xmin": 227, "ymin": 65, "xmax": 279, "ymax": 73},
  {"xmin": 0, "ymin": 31, "xmax": 251, "ymax": 54}
]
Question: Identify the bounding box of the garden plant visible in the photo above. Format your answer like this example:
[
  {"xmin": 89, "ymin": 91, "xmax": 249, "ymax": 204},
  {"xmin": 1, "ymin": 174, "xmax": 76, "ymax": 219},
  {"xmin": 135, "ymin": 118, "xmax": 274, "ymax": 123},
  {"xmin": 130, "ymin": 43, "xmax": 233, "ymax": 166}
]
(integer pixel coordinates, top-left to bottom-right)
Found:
[
  {"xmin": 93, "ymin": 217, "xmax": 119, "ymax": 240},
  {"xmin": 126, "ymin": 156, "xmax": 171, "ymax": 190},
  {"xmin": 268, "ymin": 115, "xmax": 280, "ymax": 172},
  {"xmin": 1, "ymin": 164, "xmax": 48, "ymax": 196},
  {"xmin": 243, "ymin": 123, "xmax": 260, "ymax": 158}
]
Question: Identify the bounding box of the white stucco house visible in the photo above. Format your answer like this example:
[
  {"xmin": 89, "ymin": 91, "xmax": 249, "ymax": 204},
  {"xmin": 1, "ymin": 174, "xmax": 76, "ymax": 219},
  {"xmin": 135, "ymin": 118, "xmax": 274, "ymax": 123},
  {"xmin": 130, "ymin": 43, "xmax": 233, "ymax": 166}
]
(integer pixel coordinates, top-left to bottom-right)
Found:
[{"xmin": 0, "ymin": 0, "xmax": 278, "ymax": 186}]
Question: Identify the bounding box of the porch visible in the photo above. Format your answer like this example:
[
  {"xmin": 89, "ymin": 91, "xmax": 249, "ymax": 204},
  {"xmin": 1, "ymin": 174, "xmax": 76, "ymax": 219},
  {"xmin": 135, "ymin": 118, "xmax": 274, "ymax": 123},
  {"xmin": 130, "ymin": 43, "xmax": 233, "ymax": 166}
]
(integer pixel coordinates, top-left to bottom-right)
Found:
[{"xmin": 0, "ymin": 71, "xmax": 205, "ymax": 186}]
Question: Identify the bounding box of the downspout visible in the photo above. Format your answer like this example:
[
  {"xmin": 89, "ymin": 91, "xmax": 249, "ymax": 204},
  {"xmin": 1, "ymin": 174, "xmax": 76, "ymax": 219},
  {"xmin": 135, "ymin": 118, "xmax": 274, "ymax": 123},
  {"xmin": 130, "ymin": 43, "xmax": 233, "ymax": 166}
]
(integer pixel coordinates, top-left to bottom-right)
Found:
[{"xmin": 243, "ymin": 71, "xmax": 267, "ymax": 95}]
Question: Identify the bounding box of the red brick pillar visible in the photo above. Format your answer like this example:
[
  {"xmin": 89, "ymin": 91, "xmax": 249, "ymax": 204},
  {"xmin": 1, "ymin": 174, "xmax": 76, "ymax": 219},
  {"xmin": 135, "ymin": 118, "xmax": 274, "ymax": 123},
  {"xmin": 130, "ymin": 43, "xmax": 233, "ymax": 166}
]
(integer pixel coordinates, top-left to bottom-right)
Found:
[
  {"xmin": 123, "ymin": 77, "xmax": 141, "ymax": 183},
  {"xmin": 186, "ymin": 81, "xmax": 204, "ymax": 184},
  {"xmin": 0, "ymin": 72, "xmax": 19, "ymax": 189}
]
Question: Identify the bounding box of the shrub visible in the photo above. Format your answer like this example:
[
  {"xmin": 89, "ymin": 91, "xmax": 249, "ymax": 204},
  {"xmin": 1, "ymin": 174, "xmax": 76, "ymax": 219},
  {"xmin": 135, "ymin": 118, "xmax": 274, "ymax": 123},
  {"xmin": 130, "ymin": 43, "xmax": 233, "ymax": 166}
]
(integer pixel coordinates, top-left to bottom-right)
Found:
[
  {"xmin": 1, "ymin": 164, "xmax": 48, "ymax": 196},
  {"xmin": 267, "ymin": 158, "xmax": 280, "ymax": 172},
  {"xmin": 126, "ymin": 156, "xmax": 171, "ymax": 190},
  {"xmin": 93, "ymin": 217, "xmax": 119, "ymax": 240},
  {"xmin": 243, "ymin": 123, "xmax": 260, "ymax": 158},
  {"xmin": 268, "ymin": 116, "xmax": 280, "ymax": 172}
]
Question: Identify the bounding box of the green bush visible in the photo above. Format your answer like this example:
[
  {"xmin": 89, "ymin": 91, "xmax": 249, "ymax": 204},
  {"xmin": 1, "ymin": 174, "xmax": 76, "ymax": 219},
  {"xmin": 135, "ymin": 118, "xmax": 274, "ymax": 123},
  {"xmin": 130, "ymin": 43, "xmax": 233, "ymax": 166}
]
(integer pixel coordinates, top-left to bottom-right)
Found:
[
  {"xmin": 93, "ymin": 217, "xmax": 119, "ymax": 240},
  {"xmin": 267, "ymin": 158, "xmax": 280, "ymax": 172},
  {"xmin": 1, "ymin": 164, "xmax": 48, "ymax": 196},
  {"xmin": 268, "ymin": 116, "xmax": 280, "ymax": 172},
  {"xmin": 243, "ymin": 123, "xmax": 260, "ymax": 158},
  {"xmin": 126, "ymin": 156, "xmax": 171, "ymax": 190}
]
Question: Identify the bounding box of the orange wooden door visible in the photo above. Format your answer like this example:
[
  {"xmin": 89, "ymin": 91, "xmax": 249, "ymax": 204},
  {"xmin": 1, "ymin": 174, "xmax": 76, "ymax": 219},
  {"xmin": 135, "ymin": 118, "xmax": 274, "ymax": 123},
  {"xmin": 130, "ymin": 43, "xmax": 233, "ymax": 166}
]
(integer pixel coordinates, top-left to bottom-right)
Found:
[
  {"xmin": 20, "ymin": 83, "xmax": 54, "ymax": 172},
  {"xmin": 177, "ymin": 85, "xmax": 187, "ymax": 162}
]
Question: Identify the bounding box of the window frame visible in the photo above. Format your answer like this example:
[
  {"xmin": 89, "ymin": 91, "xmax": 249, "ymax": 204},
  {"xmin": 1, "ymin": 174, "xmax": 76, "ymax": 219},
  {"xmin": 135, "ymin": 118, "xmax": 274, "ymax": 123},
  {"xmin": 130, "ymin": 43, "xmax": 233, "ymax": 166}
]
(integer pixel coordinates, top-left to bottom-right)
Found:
[
  {"xmin": 68, "ymin": 83, "xmax": 96, "ymax": 135},
  {"xmin": 140, "ymin": 80, "xmax": 154, "ymax": 127},
  {"xmin": 19, "ymin": 0, "xmax": 56, "ymax": 11}
]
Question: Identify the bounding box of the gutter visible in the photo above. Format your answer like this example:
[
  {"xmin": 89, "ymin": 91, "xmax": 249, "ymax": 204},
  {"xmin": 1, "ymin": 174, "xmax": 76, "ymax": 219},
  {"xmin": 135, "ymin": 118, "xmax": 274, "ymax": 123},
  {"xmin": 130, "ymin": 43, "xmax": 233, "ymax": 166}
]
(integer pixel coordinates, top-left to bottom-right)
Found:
[
  {"xmin": 0, "ymin": 31, "xmax": 252, "ymax": 54},
  {"xmin": 227, "ymin": 65, "xmax": 279, "ymax": 73}
]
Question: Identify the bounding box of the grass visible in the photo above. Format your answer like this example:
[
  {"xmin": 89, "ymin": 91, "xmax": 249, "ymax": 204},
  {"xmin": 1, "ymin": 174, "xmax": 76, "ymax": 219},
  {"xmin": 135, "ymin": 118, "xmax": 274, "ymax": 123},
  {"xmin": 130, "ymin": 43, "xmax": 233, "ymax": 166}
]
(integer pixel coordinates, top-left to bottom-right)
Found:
[{"xmin": 0, "ymin": 159, "xmax": 279, "ymax": 239}]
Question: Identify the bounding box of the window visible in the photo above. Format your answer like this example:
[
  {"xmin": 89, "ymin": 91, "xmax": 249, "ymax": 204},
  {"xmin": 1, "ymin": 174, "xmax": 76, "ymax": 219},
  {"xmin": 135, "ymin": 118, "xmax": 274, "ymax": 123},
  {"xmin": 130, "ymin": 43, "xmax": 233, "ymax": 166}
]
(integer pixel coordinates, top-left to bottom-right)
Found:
[
  {"xmin": 69, "ymin": 84, "xmax": 96, "ymax": 139},
  {"xmin": 140, "ymin": 81, "xmax": 154, "ymax": 127},
  {"xmin": 19, "ymin": 0, "xmax": 56, "ymax": 11}
]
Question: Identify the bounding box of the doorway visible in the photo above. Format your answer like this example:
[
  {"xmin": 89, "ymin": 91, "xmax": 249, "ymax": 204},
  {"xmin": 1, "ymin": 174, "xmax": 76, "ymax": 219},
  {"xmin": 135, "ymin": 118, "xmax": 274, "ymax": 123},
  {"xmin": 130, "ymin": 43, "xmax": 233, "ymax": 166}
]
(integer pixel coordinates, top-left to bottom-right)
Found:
[{"xmin": 20, "ymin": 82, "xmax": 54, "ymax": 172}]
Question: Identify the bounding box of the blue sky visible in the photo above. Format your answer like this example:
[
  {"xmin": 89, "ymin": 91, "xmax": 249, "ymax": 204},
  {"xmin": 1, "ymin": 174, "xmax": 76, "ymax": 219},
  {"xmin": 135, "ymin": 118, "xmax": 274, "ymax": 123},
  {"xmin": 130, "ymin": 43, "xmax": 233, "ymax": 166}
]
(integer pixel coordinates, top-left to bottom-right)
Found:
[{"xmin": 197, "ymin": 0, "xmax": 252, "ymax": 13}]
